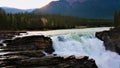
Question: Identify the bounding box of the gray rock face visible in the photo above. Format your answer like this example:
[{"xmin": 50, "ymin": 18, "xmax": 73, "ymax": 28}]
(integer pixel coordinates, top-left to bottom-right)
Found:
[{"xmin": 96, "ymin": 27, "xmax": 120, "ymax": 54}]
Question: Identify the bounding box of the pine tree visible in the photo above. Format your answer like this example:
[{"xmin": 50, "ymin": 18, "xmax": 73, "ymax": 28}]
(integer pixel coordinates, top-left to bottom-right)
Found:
[{"xmin": 114, "ymin": 11, "xmax": 120, "ymax": 27}]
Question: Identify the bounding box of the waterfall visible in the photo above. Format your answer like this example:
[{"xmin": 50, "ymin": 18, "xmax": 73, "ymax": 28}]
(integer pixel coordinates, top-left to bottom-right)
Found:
[
  {"xmin": 0, "ymin": 27, "xmax": 119, "ymax": 68},
  {"xmin": 51, "ymin": 33, "xmax": 120, "ymax": 68}
]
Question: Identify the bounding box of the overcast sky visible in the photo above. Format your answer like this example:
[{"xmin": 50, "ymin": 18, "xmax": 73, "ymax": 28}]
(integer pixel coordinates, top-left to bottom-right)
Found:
[{"xmin": 0, "ymin": 0, "xmax": 58, "ymax": 9}]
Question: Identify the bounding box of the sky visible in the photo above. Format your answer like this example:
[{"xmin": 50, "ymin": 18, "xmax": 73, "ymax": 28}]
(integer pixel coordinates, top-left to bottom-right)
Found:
[{"xmin": 0, "ymin": 0, "xmax": 58, "ymax": 9}]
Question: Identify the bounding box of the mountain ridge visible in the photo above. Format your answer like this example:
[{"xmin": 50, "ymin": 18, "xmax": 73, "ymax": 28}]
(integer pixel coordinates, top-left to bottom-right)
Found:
[
  {"xmin": 33, "ymin": 0, "xmax": 120, "ymax": 19},
  {"xmin": 0, "ymin": 7, "xmax": 35, "ymax": 13}
]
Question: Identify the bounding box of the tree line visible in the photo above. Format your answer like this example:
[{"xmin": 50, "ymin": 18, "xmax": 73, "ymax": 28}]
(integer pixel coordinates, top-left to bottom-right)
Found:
[
  {"xmin": 114, "ymin": 11, "xmax": 120, "ymax": 27},
  {"xmin": 0, "ymin": 8, "xmax": 113, "ymax": 31}
]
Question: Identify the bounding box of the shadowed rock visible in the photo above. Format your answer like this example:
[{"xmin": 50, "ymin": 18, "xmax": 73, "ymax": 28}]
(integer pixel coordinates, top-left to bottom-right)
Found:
[
  {"xmin": 0, "ymin": 32, "xmax": 26, "ymax": 40},
  {"xmin": 3, "ymin": 50, "xmax": 45, "ymax": 57},
  {"xmin": 0, "ymin": 55, "xmax": 98, "ymax": 68},
  {"xmin": 96, "ymin": 27, "xmax": 120, "ymax": 54},
  {"xmin": 3, "ymin": 35, "xmax": 54, "ymax": 54}
]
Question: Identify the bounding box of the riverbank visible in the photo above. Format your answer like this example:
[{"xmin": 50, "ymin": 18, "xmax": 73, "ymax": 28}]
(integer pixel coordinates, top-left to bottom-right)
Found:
[{"xmin": 96, "ymin": 27, "xmax": 120, "ymax": 55}]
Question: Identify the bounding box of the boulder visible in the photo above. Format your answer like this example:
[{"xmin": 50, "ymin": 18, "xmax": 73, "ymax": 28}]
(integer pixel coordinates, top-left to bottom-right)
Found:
[{"xmin": 3, "ymin": 35, "xmax": 54, "ymax": 54}]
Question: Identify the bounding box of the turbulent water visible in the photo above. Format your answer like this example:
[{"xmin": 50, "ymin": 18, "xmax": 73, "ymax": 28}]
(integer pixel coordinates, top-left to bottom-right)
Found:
[
  {"xmin": 21, "ymin": 27, "xmax": 119, "ymax": 68},
  {"xmin": 1, "ymin": 27, "xmax": 120, "ymax": 68},
  {"xmin": 51, "ymin": 33, "xmax": 120, "ymax": 68}
]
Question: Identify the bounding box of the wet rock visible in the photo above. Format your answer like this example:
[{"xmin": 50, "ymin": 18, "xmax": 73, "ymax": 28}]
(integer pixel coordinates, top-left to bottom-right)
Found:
[
  {"xmin": 1, "ymin": 66, "xmax": 16, "ymax": 68},
  {"xmin": 3, "ymin": 50, "xmax": 45, "ymax": 57},
  {"xmin": 18, "ymin": 56, "xmax": 63, "ymax": 66},
  {"xmin": 0, "ymin": 31, "xmax": 26, "ymax": 40},
  {"xmin": 0, "ymin": 55, "xmax": 29, "ymax": 67},
  {"xmin": 0, "ymin": 55, "xmax": 97, "ymax": 68},
  {"xmin": 3, "ymin": 35, "xmax": 54, "ymax": 54},
  {"xmin": 0, "ymin": 43, "xmax": 3, "ymax": 46},
  {"xmin": 58, "ymin": 36, "xmax": 65, "ymax": 41},
  {"xmin": 96, "ymin": 27, "xmax": 120, "ymax": 54}
]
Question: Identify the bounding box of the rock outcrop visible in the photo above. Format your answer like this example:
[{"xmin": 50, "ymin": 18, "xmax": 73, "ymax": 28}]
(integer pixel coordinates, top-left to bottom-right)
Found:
[
  {"xmin": 0, "ymin": 54, "xmax": 98, "ymax": 68},
  {"xmin": 96, "ymin": 27, "xmax": 120, "ymax": 54},
  {"xmin": 0, "ymin": 34, "xmax": 98, "ymax": 68},
  {"xmin": 0, "ymin": 32, "xmax": 26, "ymax": 40},
  {"xmin": 3, "ymin": 35, "xmax": 54, "ymax": 54}
]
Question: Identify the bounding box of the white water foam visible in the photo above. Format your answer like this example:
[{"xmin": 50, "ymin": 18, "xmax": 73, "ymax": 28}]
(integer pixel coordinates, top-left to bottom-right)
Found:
[
  {"xmin": 0, "ymin": 40, "xmax": 3, "ymax": 43},
  {"xmin": 51, "ymin": 33, "xmax": 120, "ymax": 68},
  {"xmin": 16, "ymin": 27, "xmax": 111, "ymax": 37}
]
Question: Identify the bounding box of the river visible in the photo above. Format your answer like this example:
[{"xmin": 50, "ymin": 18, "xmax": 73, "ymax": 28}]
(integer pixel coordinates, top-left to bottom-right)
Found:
[{"xmin": 1, "ymin": 27, "xmax": 120, "ymax": 68}]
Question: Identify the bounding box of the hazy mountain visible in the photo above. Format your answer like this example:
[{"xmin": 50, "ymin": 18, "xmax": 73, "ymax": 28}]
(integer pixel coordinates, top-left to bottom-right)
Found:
[
  {"xmin": 1, "ymin": 7, "xmax": 34, "ymax": 13},
  {"xmin": 33, "ymin": 0, "xmax": 120, "ymax": 19},
  {"xmin": 0, "ymin": 8, "xmax": 5, "ymax": 13}
]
